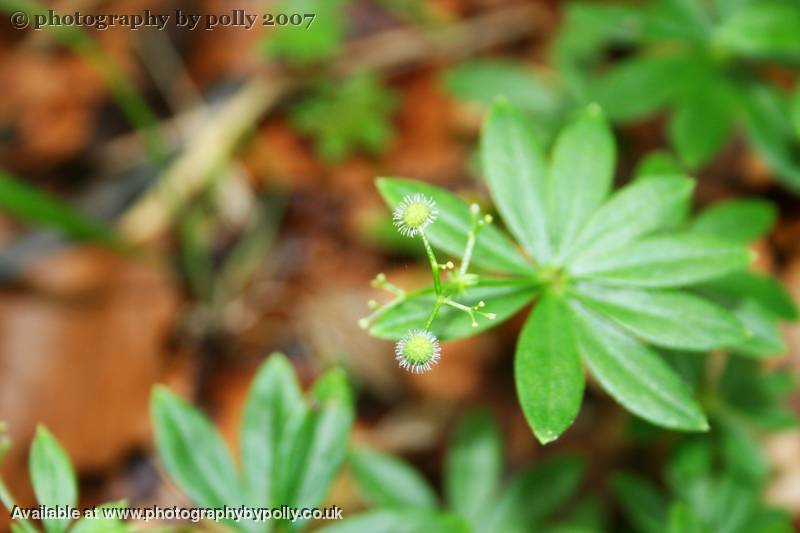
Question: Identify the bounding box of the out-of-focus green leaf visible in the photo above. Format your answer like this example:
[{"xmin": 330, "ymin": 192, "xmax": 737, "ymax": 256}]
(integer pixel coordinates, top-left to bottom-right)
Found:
[
  {"xmin": 317, "ymin": 510, "xmax": 470, "ymax": 533},
  {"xmin": 350, "ymin": 447, "xmax": 437, "ymax": 509},
  {"xmin": 150, "ymin": 388, "xmax": 242, "ymax": 510},
  {"xmin": 612, "ymin": 473, "xmax": 667, "ymax": 533},
  {"xmin": 668, "ymin": 81, "xmax": 733, "ymax": 169},
  {"xmin": 29, "ymin": 427, "xmax": 77, "ymax": 533},
  {"xmin": 290, "ymin": 73, "xmax": 396, "ymax": 162},
  {"xmin": 70, "ymin": 502, "xmax": 128, "ymax": 533},
  {"xmin": 571, "ymin": 234, "xmax": 752, "ymax": 288},
  {"xmin": 283, "ymin": 369, "xmax": 353, "ymax": 529},
  {"xmin": 739, "ymin": 83, "xmax": 800, "ymax": 192},
  {"xmin": 444, "ymin": 409, "xmax": 503, "ymax": 525},
  {"xmin": 563, "ymin": 175, "xmax": 694, "ymax": 264},
  {"xmin": 696, "ymin": 270, "xmax": 797, "ymax": 320},
  {"xmin": 264, "ymin": 0, "xmax": 346, "ymax": 63},
  {"xmin": 792, "ymin": 85, "xmax": 800, "ymax": 139},
  {"xmin": 715, "ymin": 2, "xmax": 800, "ymax": 61},
  {"xmin": 642, "ymin": 0, "xmax": 711, "ymax": 42},
  {"xmin": 635, "ymin": 151, "xmax": 684, "ymax": 179},
  {"xmin": 484, "ymin": 456, "xmax": 585, "ymax": 533},
  {"xmin": 691, "ymin": 199, "xmax": 776, "ymax": 243},
  {"xmin": 376, "ymin": 178, "xmax": 534, "ymax": 275},
  {"xmin": 369, "ymin": 279, "xmax": 538, "ymax": 341},
  {"xmin": 572, "ymin": 305, "xmax": 708, "ymax": 431},
  {"xmin": 240, "ymin": 354, "xmax": 306, "ymax": 516},
  {"xmin": 572, "ymin": 283, "xmax": 747, "ymax": 351},
  {"xmin": 548, "ymin": 104, "xmax": 616, "ymax": 255},
  {"xmin": 481, "ymin": 100, "xmax": 552, "ymax": 262},
  {"xmin": 0, "ymin": 171, "xmax": 122, "ymax": 248},
  {"xmin": 591, "ymin": 54, "xmax": 691, "ymax": 122},
  {"xmin": 443, "ymin": 60, "xmax": 562, "ymax": 120},
  {"xmin": 515, "ymin": 292, "xmax": 584, "ymax": 444},
  {"xmin": 667, "ymin": 502, "xmax": 707, "ymax": 533},
  {"xmin": 718, "ymin": 416, "xmax": 768, "ymax": 484},
  {"xmin": 729, "ymin": 299, "xmax": 785, "ymax": 358}
]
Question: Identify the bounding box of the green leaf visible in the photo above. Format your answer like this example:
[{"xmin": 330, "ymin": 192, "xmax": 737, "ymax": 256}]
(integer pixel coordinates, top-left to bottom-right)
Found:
[
  {"xmin": 444, "ymin": 409, "xmax": 503, "ymax": 525},
  {"xmin": 691, "ymin": 199, "xmax": 776, "ymax": 243},
  {"xmin": 643, "ymin": 0, "xmax": 711, "ymax": 42},
  {"xmin": 564, "ymin": 175, "xmax": 695, "ymax": 264},
  {"xmin": 282, "ymin": 369, "xmax": 353, "ymax": 526},
  {"xmin": 572, "ymin": 305, "xmax": 708, "ymax": 431},
  {"xmin": 572, "ymin": 283, "xmax": 747, "ymax": 351},
  {"xmin": 515, "ymin": 292, "xmax": 584, "ymax": 444},
  {"xmin": 548, "ymin": 104, "xmax": 616, "ymax": 255},
  {"xmin": 668, "ymin": 83, "xmax": 733, "ymax": 169},
  {"xmin": 481, "ymin": 100, "xmax": 552, "ymax": 262},
  {"xmin": 634, "ymin": 151, "xmax": 683, "ymax": 179},
  {"xmin": 591, "ymin": 54, "xmax": 690, "ymax": 122},
  {"xmin": 667, "ymin": 502, "xmax": 707, "ymax": 533},
  {"xmin": 0, "ymin": 171, "xmax": 122, "ymax": 248},
  {"xmin": 376, "ymin": 178, "xmax": 533, "ymax": 274},
  {"xmin": 792, "ymin": 85, "xmax": 800, "ymax": 139},
  {"xmin": 483, "ymin": 456, "xmax": 585, "ymax": 533},
  {"xmin": 729, "ymin": 299, "xmax": 785, "ymax": 358},
  {"xmin": 350, "ymin": 447, "xmax": 437, "ymax": 509},
  {"xmin": 571, "ymin": 233, "xmax": 752, "ymax": 288},
  {"xmin": 612, "ymin": 473, "xmax": 667, "ymax": 533},
  {"xmin": 264, "ymin": 0, "xmax": 346, "ymax": 63},
  {"xmin": 150, "ymin": 387, "xmax": 242, "ymax": 509},
  {"xmin": 715, "ymin": 2, "xmax": 800, "ymax": 61},
  {"xmin": 696, "ymin": 270, "xmax": 797, "ymax": 320},
  {"xmin": 29, "ymin": 426, "xmax": 78, "ymax": 533},
  {"xmin": 738, "ymin": 83, "xmax": 800, "ymax": 192},
  {"xmin": 369, "ymin": 279, "xmax": 538, "ymax": 341},
  {"xmin": 240, "ymin": 354, "xmax": 306, "ymax": 515},
  {"xmin": 317, "ymin": 510, "xmax": 470, "ymax": 533},
  {"xmin": 443, "ymin": 60, "xmax": 562, "ymax": 120}
]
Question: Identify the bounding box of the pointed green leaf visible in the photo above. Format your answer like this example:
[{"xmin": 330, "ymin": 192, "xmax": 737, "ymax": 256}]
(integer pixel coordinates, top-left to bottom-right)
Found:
[
  {"xmin": 29, "ymin": 426, "xmax": 77, "ymax": 533},
  {"xmin": 715, "ymin": 2, "xmax": 800, "ymax": 61},
  {"xmin": 729, "ymin": 299, "xmax": 786, "ymax": 358},
  {"xmin": 445, "ymin": 409, "xmax": 503, "ymax": 525},
  {"xmin": 150, "ymin": 387, "xmax": 242, "ymax": 509},
  {"xmin": 350, "ymin": 447, "xmax": 437, "ymax": 509},
  {"xmin": 564, "ymin": 175, "xmax": 694, "ymax": 264},
  {"xmin": 571, "ymin": 233, "xmax": 752, "ymax": 288},
  {"xmin": 572, "ymin": 305, "xmax": 708, "ymax": 431},
  {"xmin": 668, "ymin": 84, "xmax": 733, "ymax": 169},
  {"xmin": 240, "ymin": 354, "xmax": 306, "ymax": 515},
  {"xmin": 572, "ymin": 283, "xmax": 748, "ymax": 351},
  {"xmin": 376, "ymin": 178, "xmax": 533, "ymax": 274},
  {"xmin": 369, "ymin": 279, "xmax": 538, "ymax": 341},
  {"xmin": 612, "ymin": 473, "xmax": 667, "ymax": 533},
  {"xmin": 481, "ymin": 100, "xmax": 552, "ymax": 262},
  {"xmin": 0, "ymin": 171, "xmax": 122, "ymax": 248},
  {"xmin": 549, "ymin": 104, "xmax": 616, "ymax": 255},
  {"xmin": 691, "ymin": 199, "xmax": 776, "ymax": 243},
  {"xmin": 634, "ymin": 151, "xmax": 683, "ymax": 179},
  {"xmin": 515, "ymin": 292, "xmax": 584, "ymax": 444},
  {"xmin": 696, "ymin": 270, "xmax": 797, "ymax": 320},
  {"xmin": 483, "ymin": 456, "xmax": 585, "ymax": 533},
  {"xmin": 283, "ymin": 369, "xmax": 353, "ymax": 528},
  {"xmin": 591, "ymin": 55, "xmax": 689, "ymax": 122}
]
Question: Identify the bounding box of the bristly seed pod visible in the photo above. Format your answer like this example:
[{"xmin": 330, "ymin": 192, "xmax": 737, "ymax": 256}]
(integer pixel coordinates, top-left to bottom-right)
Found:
[
  {"xmin": 393, "ymin": 194, "xmax": 438, "ymax": 237},
  {"xmin": 395, "ymin": 329, "xmax": 441, "ymax": 373}
]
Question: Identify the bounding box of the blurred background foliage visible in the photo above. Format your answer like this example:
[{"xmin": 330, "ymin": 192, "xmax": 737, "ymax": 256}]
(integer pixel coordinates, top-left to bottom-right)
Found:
[{"xmin": 0, "ymin": 0, "xmax": 798, "ymax": 531}]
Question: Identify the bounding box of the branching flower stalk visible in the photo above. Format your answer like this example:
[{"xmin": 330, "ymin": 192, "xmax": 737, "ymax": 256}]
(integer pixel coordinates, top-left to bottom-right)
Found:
[{"xmin": 360, "ymin": 195, "xmax": 496, "ymax": 373}]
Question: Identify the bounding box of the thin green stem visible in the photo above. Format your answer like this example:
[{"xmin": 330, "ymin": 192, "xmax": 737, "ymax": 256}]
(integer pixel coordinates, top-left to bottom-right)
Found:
[
  {"xmin": 424, "ymin": 298, "xmax": 444, "ymax": 331},
  {"xmin": 459, "ymin": 228, "xmax": 476, "ymax": 277},
  {"xmin": 0, "ymin": 478, "xmax": 36, "ymax": 532},
  {"xmin": 420, "ymin": 232, "xmax": 442, "ymax": 295}
]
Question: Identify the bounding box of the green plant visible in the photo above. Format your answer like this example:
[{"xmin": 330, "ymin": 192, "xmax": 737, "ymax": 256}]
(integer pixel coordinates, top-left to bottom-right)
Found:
[
  {"xmin": 289, "ymin": 73, "xmax": 398, "ymax": 162},
  {"xmin": 150, "ymin": 353, "xmax": 353, "ymax": 532},
  {"xmin": 322, "ymin": 409, "xmax": 599, "ymax": 533},
  {"xmin": 361, "ymin": 100, "xmax": 797, "ymax": 444},
  {"xmin": 446, "ymin": 1, "xmax": 800, "ymax": 190},
  {"xmin": 0, "ymin": 423, "xmax": 128, "ymax": 533},
  {"xmin": 614, "ymin": 433, "xmax": 794, "ymax": 533},
  {"xmin": 263, "ymin": 0, "xmax": 348, "ymax": 65}
]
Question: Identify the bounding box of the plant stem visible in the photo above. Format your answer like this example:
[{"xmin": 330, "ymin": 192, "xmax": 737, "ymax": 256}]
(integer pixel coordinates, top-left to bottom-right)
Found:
[
  {"xmin": 421, "ymin": 232, "xmax": 442, "ymax": 295},
  {"xmin": 425, "ymin": 298, "xmax": 444, "ymax": 331},
  {"xmin": 459, "ymin": 225, "xmax": 477, "ymax": 277}
]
